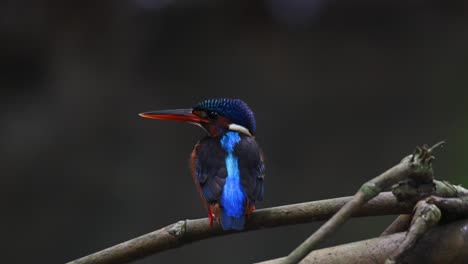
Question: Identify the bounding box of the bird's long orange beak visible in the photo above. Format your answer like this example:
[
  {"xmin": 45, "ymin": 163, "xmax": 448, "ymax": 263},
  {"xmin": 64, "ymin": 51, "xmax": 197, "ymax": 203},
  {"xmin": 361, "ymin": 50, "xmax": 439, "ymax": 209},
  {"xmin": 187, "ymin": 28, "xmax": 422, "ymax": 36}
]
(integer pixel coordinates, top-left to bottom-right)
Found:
[{"xmin": 139, "ymin": 108, "xmax": 208, "ymax": 123}]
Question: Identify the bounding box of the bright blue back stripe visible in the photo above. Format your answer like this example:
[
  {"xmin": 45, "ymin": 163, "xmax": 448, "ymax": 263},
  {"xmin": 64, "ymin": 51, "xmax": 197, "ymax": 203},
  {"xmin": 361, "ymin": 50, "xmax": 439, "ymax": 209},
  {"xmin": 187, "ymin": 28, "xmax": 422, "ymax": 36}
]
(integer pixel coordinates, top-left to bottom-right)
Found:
[{"xmin": 220, "ymin": 132, "xmax": 246, "ymax": 217}]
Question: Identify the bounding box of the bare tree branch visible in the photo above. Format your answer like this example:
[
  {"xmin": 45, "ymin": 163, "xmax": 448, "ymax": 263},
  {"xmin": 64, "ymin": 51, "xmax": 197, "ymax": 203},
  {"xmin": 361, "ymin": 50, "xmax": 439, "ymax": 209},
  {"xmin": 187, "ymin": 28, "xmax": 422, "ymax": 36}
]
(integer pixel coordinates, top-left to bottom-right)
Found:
[
  {"xmin": 67, "ymin": 192, "xmax": 410, "ymax": 264},
  {"xmin": 67, "ymin": 141, "xmax": 468, "ymax": 264}
]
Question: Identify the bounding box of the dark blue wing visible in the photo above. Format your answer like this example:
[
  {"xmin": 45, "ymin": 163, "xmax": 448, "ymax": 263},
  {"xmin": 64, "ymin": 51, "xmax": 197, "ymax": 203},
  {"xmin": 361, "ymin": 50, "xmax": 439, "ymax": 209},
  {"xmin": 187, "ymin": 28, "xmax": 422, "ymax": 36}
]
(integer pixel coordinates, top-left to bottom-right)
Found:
[
  {"xmin": 235, "ymin": 136, "xmax": 265, "ymax": 203},
  {"xmin": 194, "ymin": 138, "xmax": 227, "ymax": 202}
]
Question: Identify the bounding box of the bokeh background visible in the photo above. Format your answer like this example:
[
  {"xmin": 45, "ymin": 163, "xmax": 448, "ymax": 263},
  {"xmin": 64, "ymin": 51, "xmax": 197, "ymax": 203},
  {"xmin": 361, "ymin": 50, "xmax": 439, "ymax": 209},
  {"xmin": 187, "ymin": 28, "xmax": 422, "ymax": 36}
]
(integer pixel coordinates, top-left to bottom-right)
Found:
[{"xmin": 2, "ymin": 0, "xmax": 468, "ymax": 263}]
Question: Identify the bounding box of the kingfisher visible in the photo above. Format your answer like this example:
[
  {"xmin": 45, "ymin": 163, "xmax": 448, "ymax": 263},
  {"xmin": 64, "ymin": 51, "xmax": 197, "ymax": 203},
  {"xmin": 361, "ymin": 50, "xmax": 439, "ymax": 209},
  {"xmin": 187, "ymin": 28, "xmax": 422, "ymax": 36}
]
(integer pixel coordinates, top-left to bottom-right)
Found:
[{"xmin": 139, "ymin": 98, "xmax": 265, "ymax": 231}]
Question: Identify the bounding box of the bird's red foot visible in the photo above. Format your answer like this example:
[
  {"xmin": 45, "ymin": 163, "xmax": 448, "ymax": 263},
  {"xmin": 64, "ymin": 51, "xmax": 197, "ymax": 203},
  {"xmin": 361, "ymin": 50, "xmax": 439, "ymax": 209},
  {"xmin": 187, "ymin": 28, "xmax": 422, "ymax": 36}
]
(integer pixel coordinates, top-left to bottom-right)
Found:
[
  {"xmin": 245, "ymin": 200, "xmax": 256, "ymax": 218},
  {"xmin": 208, "ymin": 207, "xmax": 214, "ymax": 226},
  {"xmin": 207, "ymin": 204, "xmax": 220, "ymax": 227}
]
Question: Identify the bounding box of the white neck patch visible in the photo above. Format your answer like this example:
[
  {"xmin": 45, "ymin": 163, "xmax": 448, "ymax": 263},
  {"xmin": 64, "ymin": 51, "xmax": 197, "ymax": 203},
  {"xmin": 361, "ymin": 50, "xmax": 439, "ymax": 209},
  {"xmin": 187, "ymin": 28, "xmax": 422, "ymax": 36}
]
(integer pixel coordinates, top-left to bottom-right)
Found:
[{"xmin": 228, "ymin": 123, "xmax": 253, "ymax": 137}]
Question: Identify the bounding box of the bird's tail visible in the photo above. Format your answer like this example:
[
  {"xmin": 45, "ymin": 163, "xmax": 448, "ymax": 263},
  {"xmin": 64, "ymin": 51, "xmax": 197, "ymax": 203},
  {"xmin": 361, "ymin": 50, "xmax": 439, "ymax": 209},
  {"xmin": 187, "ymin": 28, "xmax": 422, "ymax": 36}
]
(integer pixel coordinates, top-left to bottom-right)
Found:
[{"xmin": 220, "ymin": 210, "xmax": 245, "ymax": 230}]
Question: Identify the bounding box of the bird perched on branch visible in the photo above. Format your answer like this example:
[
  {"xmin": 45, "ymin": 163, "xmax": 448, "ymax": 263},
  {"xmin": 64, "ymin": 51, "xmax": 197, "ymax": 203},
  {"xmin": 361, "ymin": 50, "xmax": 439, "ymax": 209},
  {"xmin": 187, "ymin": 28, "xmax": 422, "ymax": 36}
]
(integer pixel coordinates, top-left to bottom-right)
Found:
[{"xmin": 140, "ymin": 99, "xmax": 265, "ymax": 230}]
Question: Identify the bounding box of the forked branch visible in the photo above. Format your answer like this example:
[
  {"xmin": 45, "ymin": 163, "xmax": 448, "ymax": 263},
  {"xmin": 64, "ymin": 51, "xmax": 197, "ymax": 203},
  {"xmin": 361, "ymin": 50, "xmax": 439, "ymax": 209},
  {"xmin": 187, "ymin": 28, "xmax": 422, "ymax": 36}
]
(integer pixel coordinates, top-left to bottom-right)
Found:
[{"xmin": 282, "ymin": 142, "xmax": 444, "ymax": 264}]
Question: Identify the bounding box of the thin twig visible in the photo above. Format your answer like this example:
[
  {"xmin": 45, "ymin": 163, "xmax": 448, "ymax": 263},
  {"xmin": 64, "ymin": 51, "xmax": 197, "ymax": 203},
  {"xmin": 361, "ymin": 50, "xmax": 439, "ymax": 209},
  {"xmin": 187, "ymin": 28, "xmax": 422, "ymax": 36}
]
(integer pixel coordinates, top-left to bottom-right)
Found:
[
  {"xmin": 434, "ymin": 180, "xmax": 468, "ymax": 197},
  {"xmin": 67, "ymin": 192, "xmax": 409, "ymax": 264},
  {"xmin": 381, "ymin": 214, "xmax": 412, "ymax": 236}
]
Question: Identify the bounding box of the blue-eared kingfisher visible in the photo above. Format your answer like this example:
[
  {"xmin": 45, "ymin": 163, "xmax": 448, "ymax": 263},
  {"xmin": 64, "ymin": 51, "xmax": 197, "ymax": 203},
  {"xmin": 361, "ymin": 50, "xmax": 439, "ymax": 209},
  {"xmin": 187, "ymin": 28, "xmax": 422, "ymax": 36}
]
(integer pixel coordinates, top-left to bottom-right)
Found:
[{"xmin": 139, "ymin": 99, "xmax": 265, "ymax": 231}]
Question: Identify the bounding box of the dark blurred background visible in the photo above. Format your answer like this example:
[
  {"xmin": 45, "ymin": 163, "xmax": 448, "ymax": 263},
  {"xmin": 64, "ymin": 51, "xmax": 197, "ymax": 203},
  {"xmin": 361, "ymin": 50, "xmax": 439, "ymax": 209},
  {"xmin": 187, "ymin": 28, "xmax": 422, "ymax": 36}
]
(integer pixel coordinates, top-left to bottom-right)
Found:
[{"xmin": 2, "ymin": 0, "xmax": 468, "ymax": 263}]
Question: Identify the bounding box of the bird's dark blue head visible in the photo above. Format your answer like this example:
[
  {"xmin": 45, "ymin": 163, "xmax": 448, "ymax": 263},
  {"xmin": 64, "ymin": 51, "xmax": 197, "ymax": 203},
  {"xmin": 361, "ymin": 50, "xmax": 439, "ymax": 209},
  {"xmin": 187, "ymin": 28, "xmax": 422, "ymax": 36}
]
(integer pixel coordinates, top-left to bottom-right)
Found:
[
  {"xmin": 193, "ymin": 99, "xmax": 256, "ymax": 136},
  {"xmin": 139, "ymin": 98, "xmax": 257, "ymax": 137}
]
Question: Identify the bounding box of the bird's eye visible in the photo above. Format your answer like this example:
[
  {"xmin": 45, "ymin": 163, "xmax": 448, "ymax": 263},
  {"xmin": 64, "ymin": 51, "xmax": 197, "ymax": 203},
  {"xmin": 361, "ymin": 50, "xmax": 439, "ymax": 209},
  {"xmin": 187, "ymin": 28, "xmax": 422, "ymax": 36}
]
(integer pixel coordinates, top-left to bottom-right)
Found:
[{"xmin": 207, "ymin": 111, "xmax": 218, "ymax": 120}]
